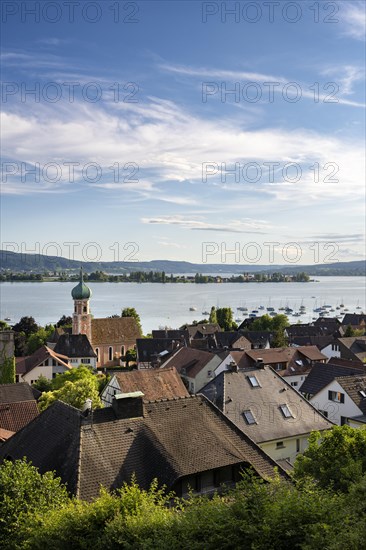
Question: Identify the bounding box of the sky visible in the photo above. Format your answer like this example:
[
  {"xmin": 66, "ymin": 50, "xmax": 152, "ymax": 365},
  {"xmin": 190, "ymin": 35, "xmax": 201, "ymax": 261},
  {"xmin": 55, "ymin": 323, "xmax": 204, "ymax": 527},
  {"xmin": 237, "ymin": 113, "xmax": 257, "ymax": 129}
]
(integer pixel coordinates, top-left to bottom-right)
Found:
[{"xmin": 1, "ymin": 0, "xmax": 365, "ymax": 266}]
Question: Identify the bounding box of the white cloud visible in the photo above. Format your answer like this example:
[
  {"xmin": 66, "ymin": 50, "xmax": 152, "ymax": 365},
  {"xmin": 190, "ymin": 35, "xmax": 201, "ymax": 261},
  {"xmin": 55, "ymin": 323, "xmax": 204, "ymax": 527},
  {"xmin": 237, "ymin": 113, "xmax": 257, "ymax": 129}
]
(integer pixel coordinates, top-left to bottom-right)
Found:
[{"xmin": 340, "ymin": 1, "xmax": 366, "ymax": 41}]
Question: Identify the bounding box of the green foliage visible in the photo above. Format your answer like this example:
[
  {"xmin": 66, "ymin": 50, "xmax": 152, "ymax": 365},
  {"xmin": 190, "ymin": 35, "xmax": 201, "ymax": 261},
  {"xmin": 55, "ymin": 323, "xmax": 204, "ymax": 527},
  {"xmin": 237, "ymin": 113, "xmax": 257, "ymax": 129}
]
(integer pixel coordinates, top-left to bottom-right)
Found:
[
  {"xmin": 32, "ymin": 375, "xmax": 53, "ymax": 393},
  {"xmin": 216, "ymin": 307, "xmax": 236, "ymax": 331},
  {"xmin": 26, "ymin": 325, "xmax": 54, "ymax": 355},
  {"xmin": 0, "ymin": 320, "xmax": 11, "ymax": 331},
  {"xmin": 0, "ymin": 355, "xmax": 15, "ymax": 384},
  {"xmin": 0, "ymin": 458, "xmax": 69, "ymax": 550},
  {"xmin": 124, "ymin": 348, "xmax": 137, "ymax": 367},
  {"xmin": 209, "ymin": 306, "xmax": 217, "ymax": 324},
  {"xmin": 38, "ymin": 366, "xmax": 102, "ymax": 411},
  {"xmin": 39, "ymin": 378, "xmax": 102, "ymax": 412},
  {"xmin": 293, "ymin": 426, "xmax": 366, "ymax": 492},
  {"xmin": 249, "ymin": 313, "xmax": 289, "ymax": 332},
  {"xmin": 12, "ymin": 316, "xmax": 39, "ymax": 336},
  {"xmin": 55, "ymin": 315, "xmax": 72, "ymax": 328}
]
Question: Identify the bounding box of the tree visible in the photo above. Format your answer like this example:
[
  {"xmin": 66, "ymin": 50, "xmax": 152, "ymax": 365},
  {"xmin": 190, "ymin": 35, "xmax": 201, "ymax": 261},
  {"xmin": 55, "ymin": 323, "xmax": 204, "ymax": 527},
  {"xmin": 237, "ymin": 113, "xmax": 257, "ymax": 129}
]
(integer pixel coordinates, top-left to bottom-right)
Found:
[
  {"xmin": 39, "ymin": 378, "xmax": 102, "ymax": 412},
  {"xmin": 0, "ymin": 458, "xmax": 69, "ymax": 549},
  {"xmin": 216, "ymin": 307, "xmax": 236, "ymax": 331},
  {"xmin": 32, "ymin": 375, "xmax": 53, "ymax": 393},
  {"xmin": 26, "ymin": 325, "xmax": 54, "ymax": 355},
  {"xmin": 209, "ymin": 306, "xmax": 217, "ymax": 324},
  {"xmin": 12, "ymin": 316, "xmax": 39, "ymax": 336},
  {"xmin": 293, "ymin": 425, "xmax": 366, "ymax": 493},
  {"xmin": 344, "ymin": 324, "xmax": 355, "ymax": 337},
  {"xmin": 56, "ymin": 315, "xmax": 72, "ymax": 328},
  {"xmin": 121, "ymin": 307, "xmax": 142, "ymax": 333},
  {"xmin": 0, "ymin": 357, "xmax": 15, "ymax": 384},
  {"xmin": 0, "ymin": 320, "xmax": 11, "ymax": 331}
]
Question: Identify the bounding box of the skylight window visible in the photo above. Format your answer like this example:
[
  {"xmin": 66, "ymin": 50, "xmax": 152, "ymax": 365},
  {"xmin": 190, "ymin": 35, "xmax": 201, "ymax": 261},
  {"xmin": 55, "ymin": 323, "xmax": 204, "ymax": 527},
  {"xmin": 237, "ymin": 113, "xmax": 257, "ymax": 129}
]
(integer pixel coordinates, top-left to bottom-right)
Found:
[
  {"xmin": 295, "ymin": 360, "xmax": 303, "ymax": 367},
  {"xmin": 248, "ymin": 375, "xmax": 260, "ymax": 387},
  {"xmin": 279, "ymin": 404, "xmax": 293, "ymax": 418},
  {"xmin": 243, "ymin": 410, "xmax": 256, "ymax": 425},
  {"xmin": 359, "ymin": 390, "xmax": 366, "ymax": 398}
]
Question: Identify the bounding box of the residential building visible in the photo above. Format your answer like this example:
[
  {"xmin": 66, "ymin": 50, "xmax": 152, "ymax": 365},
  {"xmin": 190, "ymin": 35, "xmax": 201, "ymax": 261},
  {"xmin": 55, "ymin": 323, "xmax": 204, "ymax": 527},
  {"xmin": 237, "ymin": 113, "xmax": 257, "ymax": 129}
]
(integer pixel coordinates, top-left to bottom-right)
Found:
[
  {"xmin": 0, "ymin": 394, "xmax": 288, "ymax": 500},
  {"xmin": 15, "ymin": 346, "xmax": 71, "ymax": 384},
  {"xmin": 160, "ymin": 347, "xmax": 222, "ymax": 393},
  {"xmin": 101, "ymin": 367, "xmax": 189, "ymax": 406},
  {"xmin": 53, "ymin": 333, "xmax": 97, "ymax": 369},
  {"xmin": 200, "ymin": 366, "xmax": 333, "ymax": 464},
  {"xmin": 305, "ymin": 374, "xmax": 366, "ymax": 426},
  {"xmin": 0, "ymin": 383, "xmax": 39, "ymax": 437}
]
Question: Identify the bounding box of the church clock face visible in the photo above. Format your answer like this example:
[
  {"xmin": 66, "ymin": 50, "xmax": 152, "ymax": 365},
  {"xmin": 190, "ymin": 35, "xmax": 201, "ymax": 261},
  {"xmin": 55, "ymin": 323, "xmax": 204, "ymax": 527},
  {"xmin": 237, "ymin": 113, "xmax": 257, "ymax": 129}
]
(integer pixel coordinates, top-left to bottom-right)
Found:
[{"xmin": 82, "ymin": 316, "xmax": 87, "ymax": 321}]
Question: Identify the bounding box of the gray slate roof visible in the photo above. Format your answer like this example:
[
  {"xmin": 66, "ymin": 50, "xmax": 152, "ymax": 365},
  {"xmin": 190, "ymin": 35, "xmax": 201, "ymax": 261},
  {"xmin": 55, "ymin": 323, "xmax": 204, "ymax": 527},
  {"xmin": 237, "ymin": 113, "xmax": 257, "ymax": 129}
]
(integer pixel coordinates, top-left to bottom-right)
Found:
[
  {"xmin": 53, "ymin": 334, "xmax": 97, "ymax": 358},
  {"xmin": 335, "ymin": 374, "xmax": 366, "ymax": 415},
  {"xmin": 200, "ymin": 367, "xmax": 333, "ymax": 444},
  {"xmin": 0, "ymin": 395, "xmax": 287, "ymax": 500},
  {"xmin": 299, "ymin": 362, "xmax": 365, "ymax": 396}
]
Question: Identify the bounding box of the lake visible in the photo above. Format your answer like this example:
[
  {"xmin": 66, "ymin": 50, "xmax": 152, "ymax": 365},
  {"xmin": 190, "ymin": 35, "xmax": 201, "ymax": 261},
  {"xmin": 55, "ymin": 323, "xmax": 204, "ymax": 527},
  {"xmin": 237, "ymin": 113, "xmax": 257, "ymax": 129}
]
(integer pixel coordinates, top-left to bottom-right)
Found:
[{"xmin": 0, "ymin": 276, "xmax": 365, "ymax": 334}]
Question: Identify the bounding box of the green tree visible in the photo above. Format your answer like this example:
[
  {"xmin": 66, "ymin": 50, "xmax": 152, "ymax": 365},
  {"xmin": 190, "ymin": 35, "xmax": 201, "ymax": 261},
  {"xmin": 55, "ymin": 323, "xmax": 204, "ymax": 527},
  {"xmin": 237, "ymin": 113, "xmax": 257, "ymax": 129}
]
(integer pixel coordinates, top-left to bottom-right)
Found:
[
  {"xmin": 26, "ymin": 325, "xmax": 54, "ymax": 355},
  {"xmin": 344, "ymin": 324, "xmax": 355, "ymax": 337},
  {"xmin": 55, "ymin": 315, "xmax": 72, "ymax": 328},
  {"xmin": 0, "ymin": 320, "xmax": 11, "ymax": 331},
  {"xmin": 121, "ymin": 307, "xmax": 142, "ymax": 334},
  {"xmin": 0, "ymin": 458, "xmax": 69, "ymax": 550},
  {"xmin": 51, "ymin": 365, "xmax": 96, "ymax": 390},
  {"xmin": 0, "ymin": 356, "xmax": 15, "ymax": 384},
  {"xmin": 293, "ymin": 425, "xmax": 366, "ymax": 493},
  {"xmin": 12, "ymin": 316, "xmax": 39, "ymax": 336},
  {"xmin": 39, "ymin": 378, "xmax": 102, "ymax": 412},
  {"xmin": 32, "ymin": 375, "xmax": 53, "ymax": 393},
  {"xmin": 209, "ymin": 306, "xmax": 217, "ymax": 324},
  {"xmin": 216, "ymin": 307, "xmax": 236, "ymax": 331}
]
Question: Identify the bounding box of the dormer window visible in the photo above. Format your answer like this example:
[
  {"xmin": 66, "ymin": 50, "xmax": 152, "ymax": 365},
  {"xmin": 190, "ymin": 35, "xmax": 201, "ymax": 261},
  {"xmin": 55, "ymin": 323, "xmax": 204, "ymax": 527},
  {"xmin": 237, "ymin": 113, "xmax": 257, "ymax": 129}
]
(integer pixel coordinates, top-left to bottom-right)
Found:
[
  {"xmin": 279, "ymin": 404, "xmax": 293, "ymax": 418},
  {"xmin": 248, "ymin": 375, "xmax": 260, "ymax": 387},
  {"xmin": 243, "ymin": 410, "xmax": 257, "ymax": 425}
]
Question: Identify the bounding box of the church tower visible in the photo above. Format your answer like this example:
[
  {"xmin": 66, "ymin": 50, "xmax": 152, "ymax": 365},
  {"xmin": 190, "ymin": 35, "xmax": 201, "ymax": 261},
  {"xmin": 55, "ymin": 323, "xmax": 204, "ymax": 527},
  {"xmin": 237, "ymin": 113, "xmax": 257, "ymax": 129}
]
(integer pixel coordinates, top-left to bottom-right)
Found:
[{"xmin": 71, "ymin": 268, "xmax": 92, "ymax": 340}]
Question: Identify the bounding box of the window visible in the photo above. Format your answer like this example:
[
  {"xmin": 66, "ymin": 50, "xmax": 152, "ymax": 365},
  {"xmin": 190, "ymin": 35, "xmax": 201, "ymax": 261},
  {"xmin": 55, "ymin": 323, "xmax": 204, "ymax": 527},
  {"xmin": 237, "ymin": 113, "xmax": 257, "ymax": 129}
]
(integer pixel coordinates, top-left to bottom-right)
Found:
[
  {"xmin": 194, "ymin": 474, "xmax": 201, "ymax": 492},
  {"xmin": 296, "ymin": 439, "xmax": 300, "ymax": 453},
  {"xmin": 359, "ymin": 390, "xmax": 366, "ymax": 398},
  {"xmin": 319, "ymin": 409, "xmax": 328, "ymax": 418},
  {"xmin": 207, "ymin": 370, "xmax": 212, "ymax": 377},
  {"xmin": 248, "ymin": 375, "xmax": 260, "ymax": 387},
  {"xmin": 213, "ymin": 469, "xmax": 220, "ymax": 487},
  {"xmin": 331, "ymin": 344, "xmax": 339, "ymax": 351},
  {"xmin": 83, "ymin": 306, "xmax": 87, "ymax": 313},
  {"xmin": 275, "ymin": 363, "xmax": 283, "ymax": 371},
  {"xmin": 52, "ymin": 359, "xmax": 57, "ymax": 366},
  {"xmin": 328, "ymin": 390, "xmax": 344, "ymax": 403},
  {"xmin": 108, "ymin": 347, "xmax": 113, "ymax": 361},
  {"xmin": 279, "ymin": 404, "xmax": 293, "ymax": 418},
  {"xmin": 276, "ymin": 441, "xmax": 285, "ymax": 449},
  {"xmin": 340, "ymin": 416, "xmax": 348, "ymax": 426},
  {"xmin": 81, "ymin": 358, "xmax": 91, "ymax": 364},
  {"xmin": 74, "ymin": 305, "xmax": 77, "ymax": 313},
  {"xmin": 291, "ymin": 381, "xmax": 298, "ymax": 387},
  {"xmin": 243, "ymin": 410, "xmax": 256, "ymax": 425},
  {"xmin": 121, "ymin": 346, "xmax": 125, "ymax": 356}
]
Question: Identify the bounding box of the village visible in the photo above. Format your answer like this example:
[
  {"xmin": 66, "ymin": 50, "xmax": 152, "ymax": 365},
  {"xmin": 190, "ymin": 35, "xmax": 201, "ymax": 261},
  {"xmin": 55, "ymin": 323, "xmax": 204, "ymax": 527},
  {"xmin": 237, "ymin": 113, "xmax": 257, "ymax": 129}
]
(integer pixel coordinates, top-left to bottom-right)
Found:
[{"xmin": 1, "ymin": 268, "xmax": 366, "ymax": 502}]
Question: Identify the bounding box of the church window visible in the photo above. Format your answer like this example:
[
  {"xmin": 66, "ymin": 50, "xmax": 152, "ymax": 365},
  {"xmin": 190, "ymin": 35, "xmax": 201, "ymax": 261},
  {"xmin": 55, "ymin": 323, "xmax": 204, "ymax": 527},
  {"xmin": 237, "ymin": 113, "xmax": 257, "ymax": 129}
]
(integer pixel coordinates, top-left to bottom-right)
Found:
[
  {"xmin": 109, "ymin": 347, "xmax": 113, "ymax": 361},
  {"xmin": 95, "ymin": 348, "xmax": 99, "ymax": 360},
  {"xmin": 121, "ymin": 346, "xmax": 125, "ymax": 356},
  {"xmin": 83, "ymin": 306, "xmax": 87, "ymax": 313}
]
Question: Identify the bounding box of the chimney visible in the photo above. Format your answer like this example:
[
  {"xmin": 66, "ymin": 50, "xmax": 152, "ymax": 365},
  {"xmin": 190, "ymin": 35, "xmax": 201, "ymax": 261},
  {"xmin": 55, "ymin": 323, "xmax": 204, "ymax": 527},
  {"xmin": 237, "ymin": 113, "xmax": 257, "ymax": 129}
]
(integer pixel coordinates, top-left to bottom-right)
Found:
[
  {"xmin": 112, "ymin": 391, "xmax": 144, "ymax": 419},
  {"xmin": 228, "ymin": 361, "xmax": 238, "ymax": 372},
  {"xmin": 256, "ymin": 358, "xmax": 264, "ymax": 368}
]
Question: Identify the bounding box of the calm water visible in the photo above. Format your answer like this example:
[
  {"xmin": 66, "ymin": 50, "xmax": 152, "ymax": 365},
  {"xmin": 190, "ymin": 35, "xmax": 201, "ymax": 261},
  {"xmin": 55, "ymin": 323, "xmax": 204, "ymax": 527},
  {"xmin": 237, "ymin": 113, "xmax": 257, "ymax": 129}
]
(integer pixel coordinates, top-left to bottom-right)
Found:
[{"xmin": 0, "ymin": 277, "xmax": 365, "ymax": 334}]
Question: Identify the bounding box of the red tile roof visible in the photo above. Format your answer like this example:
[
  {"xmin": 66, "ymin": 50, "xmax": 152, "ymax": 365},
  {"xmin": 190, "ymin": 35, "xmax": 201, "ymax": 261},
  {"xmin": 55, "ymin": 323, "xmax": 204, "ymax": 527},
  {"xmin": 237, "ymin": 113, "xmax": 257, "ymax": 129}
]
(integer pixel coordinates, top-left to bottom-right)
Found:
[{"xmin": 114, "ymin": 367, "xmax": 189, "ymax": 401}]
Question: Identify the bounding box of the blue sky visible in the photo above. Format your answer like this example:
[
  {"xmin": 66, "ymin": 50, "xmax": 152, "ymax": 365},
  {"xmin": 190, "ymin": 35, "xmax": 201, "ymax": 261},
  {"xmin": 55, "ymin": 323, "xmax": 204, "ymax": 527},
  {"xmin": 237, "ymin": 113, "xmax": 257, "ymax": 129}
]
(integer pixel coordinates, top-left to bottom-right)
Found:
[{"xmin": 1, "ymin": 0, "xmax": 365, "ymax": 265}]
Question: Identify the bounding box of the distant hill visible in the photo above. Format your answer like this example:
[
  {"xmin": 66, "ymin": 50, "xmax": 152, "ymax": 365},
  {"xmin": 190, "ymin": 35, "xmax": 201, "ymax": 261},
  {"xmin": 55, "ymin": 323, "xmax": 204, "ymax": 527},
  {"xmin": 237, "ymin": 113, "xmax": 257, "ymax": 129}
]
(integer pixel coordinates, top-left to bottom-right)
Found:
[{"xmin": 0, "ymin": 250, "xmax": 365, "ymax": 276}]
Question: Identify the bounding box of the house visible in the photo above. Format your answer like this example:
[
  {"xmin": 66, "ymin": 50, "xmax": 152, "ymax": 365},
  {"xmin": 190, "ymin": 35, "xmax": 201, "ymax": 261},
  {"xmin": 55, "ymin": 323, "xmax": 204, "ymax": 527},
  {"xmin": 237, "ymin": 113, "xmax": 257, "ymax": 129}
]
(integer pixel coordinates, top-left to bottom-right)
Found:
[
  {"xmin": 213, "ymin": 332, "xmax": 252, "ymax": 351},
  {"xmin": 304, "ymin": 373, "xmax": 366, "ymax": 426},
  {"xmin": 336, "ymin": 336, "xmax": 366, "ymax": 363},
  {"xmin": 136, "ymin": 338, "xmax": 184, "ymax": 369},
  {"xmin": 239, "ymin": 331, "xmax": 274, "ymax": 349},
  {"xmin": 0, "ymin": 383, "xmax": 39, "ymax": 436},
  {"xmin": 313, "ymin": 317, "xmax": 343, "ymax": 336},
  {"xmin": 341, "ymin": 314, "xmax": 366, "ymax": 332},
  {"xmin": 236, "ymin": 346, "xmax": 327, "ymax": 388},
  {"xmin": 53, "ymin": 333, "xmax": 97, "ymax": 369},
  {"xmin": 15, "ymin": 345, "xmax": 71, "ymax": 384},
  {"xmin": 200, "ymin": 366, "xmax": 333, "ymax": 464},
  {"xmin": 152, "ymin": 329, "xmax": 189, "ymax": 345},
  {"xmin": 299, "ymin": 361, "xmax": 365, "ymax": 400},
  {"xmin": 160, "ymin": 347, "xmax": 222, "ymax": 393},
  {"xmin": 101, "ymin": 367, "xmax": 189, "ymax": 406},
  {"xmin": 0, "ymin": 394, "xmax": 288, "ymax": 500}
]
